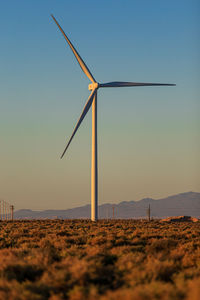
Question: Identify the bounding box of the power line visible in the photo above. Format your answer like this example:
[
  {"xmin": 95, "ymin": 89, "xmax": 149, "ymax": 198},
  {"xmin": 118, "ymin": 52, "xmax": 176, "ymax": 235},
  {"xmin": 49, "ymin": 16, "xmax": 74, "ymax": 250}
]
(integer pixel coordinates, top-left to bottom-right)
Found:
[{"xmin": 0, "ymin": 200, "xmax": 14, "ymax": 221}]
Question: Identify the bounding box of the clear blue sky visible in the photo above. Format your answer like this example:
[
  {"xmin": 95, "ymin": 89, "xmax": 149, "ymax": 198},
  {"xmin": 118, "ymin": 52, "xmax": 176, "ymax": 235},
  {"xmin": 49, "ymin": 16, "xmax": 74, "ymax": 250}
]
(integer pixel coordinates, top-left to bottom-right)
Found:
[{"xmin": 0, "ymin": 0, "xmax": 199, "ymax": 210}]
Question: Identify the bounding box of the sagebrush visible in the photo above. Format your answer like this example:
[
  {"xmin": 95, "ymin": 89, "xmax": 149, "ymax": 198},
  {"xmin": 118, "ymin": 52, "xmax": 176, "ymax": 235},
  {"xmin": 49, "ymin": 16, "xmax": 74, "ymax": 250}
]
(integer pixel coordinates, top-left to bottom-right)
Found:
[{"xmin": 0, "ymin": 219, "xmax": 199, "ymax": 300}]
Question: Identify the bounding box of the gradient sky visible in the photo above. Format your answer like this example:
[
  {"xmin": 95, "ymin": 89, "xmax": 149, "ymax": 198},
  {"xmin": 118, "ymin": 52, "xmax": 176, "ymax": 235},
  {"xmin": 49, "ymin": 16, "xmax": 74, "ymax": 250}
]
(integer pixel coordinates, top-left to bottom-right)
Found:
[{"xmin": 0, "ymin": 0, "xmax": 199, "ymax": 210}]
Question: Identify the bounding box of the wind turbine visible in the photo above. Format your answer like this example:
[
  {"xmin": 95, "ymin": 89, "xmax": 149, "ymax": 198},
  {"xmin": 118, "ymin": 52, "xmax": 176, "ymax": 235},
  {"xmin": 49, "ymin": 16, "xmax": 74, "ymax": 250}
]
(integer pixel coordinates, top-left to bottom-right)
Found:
[{"xmin": 51, "ymin": 15, "xmax": 175, "ymax": 221}]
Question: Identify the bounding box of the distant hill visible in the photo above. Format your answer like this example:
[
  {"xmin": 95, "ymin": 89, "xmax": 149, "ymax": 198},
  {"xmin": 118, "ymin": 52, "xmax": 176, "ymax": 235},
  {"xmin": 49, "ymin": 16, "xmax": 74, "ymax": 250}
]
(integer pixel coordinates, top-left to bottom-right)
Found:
[{"xmin": 14, "ymin": 192, "xmax": 200, "ymax": 219}]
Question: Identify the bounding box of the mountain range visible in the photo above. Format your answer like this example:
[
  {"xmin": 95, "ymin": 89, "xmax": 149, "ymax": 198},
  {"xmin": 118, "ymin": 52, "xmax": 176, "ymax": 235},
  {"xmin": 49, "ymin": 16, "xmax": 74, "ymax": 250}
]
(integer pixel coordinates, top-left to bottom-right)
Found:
[{"xmin": 14, "ymin": 192, "xmax": 200, "ymax": 219}]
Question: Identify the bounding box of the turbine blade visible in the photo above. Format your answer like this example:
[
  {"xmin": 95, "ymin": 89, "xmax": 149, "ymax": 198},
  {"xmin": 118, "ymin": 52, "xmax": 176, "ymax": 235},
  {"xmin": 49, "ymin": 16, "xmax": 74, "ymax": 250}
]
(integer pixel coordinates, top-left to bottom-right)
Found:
[
  {"xmin": 51, "ymin": 14, "xmax": 96, "ymax": 83},
  {"xmin": 99, "ymin": 82, "xmax": 176, "ymax": 88},
  {"xmin": 61, "ymin": 89, "xmax": 97, "ymax": 159}
]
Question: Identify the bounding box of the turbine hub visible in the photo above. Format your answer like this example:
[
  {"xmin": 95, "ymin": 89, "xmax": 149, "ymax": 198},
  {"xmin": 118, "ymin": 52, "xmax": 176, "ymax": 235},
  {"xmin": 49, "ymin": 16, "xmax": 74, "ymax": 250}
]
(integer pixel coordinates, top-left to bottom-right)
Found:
[{"xmin": 88, "ymin": 82, "xmax": 99, "ymax": 90}]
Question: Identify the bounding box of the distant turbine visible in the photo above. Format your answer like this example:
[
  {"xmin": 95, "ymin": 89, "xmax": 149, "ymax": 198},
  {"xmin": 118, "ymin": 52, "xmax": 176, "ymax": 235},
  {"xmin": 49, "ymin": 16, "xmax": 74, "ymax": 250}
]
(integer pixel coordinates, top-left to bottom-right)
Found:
[{"xmin": 51, "ymin": 15, "xmax": 176, "ymax": 221}]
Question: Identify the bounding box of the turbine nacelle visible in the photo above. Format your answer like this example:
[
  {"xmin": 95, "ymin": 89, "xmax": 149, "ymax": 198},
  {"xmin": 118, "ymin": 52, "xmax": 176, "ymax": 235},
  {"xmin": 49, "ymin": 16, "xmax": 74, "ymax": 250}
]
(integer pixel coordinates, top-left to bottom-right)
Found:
[{"xmin": 88, "ymin": 82, "xmax": 99, "ymax": 91}]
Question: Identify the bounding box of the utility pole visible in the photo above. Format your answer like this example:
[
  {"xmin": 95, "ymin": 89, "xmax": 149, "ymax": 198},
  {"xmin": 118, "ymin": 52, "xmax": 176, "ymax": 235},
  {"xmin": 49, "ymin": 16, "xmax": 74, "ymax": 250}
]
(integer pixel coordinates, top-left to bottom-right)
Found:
[
  {"xmin": 6, "ymin": 202, "xmax": 8, "ymax": 220},
  {"xmin": 147, "ymin": 204, "xmax": 151, "ymax": 222},
  {"xmin": 112, "ymin": 206, "xmax": 115, "ymax": 219},
  {"xmin": 107, "ymin": 208, "xmax": 109, "ymax": 220},
  {"xmin": 5, "ymin": 202, "xmax": 6, "ymax": 220},
  {"xmin": 10, "ymin": 205, "xmax": 14, "ymax": 221},
  {"xmin": 5, "ymin": 202, "xmax": 8, "ymax": 221},
  {"xmin": 3, "ymin": 201, "xmax": 5, "ymax": 221}
]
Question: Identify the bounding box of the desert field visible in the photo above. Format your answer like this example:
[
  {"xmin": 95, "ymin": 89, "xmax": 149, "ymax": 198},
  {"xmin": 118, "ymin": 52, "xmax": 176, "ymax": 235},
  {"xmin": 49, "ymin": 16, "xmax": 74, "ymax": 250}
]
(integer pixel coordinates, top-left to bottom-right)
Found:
[{"xmin": 0, "ymin": 219, "xmax": 199, "ymax": 300}]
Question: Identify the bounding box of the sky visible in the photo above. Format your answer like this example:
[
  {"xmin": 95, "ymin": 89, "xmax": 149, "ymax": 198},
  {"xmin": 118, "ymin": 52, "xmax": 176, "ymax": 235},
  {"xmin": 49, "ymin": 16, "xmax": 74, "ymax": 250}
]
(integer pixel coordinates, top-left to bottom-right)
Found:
[{"xmin": 0, "ymin": 0, "xmax": 199, "ymax": 210}]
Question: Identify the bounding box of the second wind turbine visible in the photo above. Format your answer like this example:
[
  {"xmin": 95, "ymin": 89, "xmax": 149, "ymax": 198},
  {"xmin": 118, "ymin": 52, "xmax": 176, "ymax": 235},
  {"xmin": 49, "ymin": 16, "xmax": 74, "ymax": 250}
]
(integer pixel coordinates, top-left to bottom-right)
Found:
[{"xmin": 51, "ymin": 15, "xmax": 175, "ymax": 221}]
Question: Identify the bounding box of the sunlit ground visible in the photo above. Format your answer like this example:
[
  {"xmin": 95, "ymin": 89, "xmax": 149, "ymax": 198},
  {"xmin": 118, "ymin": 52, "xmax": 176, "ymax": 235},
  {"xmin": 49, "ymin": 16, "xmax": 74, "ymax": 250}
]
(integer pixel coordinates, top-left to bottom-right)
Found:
[{"xmin": 0, "ymin": 219, "xmax": 199, "ymax": 300}]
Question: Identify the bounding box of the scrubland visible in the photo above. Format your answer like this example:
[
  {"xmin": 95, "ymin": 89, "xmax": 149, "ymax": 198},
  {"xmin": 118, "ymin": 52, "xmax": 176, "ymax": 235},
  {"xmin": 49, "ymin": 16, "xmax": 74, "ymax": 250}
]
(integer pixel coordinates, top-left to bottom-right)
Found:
[{"xmin": 0, "ymin": 219, "xmax": 199, "ymax": 300}]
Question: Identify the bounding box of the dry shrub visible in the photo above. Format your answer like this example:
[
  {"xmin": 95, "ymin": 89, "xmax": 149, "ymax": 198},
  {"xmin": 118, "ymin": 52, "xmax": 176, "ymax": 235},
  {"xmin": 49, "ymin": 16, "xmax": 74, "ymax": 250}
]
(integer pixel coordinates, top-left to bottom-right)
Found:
[
  {"xmin": 145, "ymin": 258, "xmax": 178, "ymax": 282},
  {"xmin": 2, "ymin": 264, "xmax": 43, "ymax": 282},
  {"xmin": 147, "ymin": 238, "xmax": 177, "ymax": 255},
  {"xmin": 186, "ymin": 278, "xmax": 200, "ymax": 300},
  {"xmin": 0, "ymin": 219, "xmax": 199, "ymax": 299},
  {"xmin": 39, "ymin": 239, "xmax": 60, "ymax": 264},
  {"xmin": 100, "ymin": 281, "xmax": 178, "ymax": 300}
]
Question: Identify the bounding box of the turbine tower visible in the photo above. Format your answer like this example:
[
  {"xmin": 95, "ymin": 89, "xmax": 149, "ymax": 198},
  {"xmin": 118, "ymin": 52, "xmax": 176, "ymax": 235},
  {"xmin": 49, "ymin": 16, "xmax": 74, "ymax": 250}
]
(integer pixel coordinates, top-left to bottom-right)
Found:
[{"xmin": 51, "ymin": 15, "xmax": 175, "ymax": 221}]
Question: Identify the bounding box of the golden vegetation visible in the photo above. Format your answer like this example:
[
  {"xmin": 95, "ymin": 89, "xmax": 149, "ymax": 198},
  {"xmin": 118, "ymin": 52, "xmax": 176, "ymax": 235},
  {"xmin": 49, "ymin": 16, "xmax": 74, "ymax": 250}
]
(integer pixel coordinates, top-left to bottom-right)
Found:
[{"xmin": 0, "ymin": 219, "xmax": 199, "ymax": 300}]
